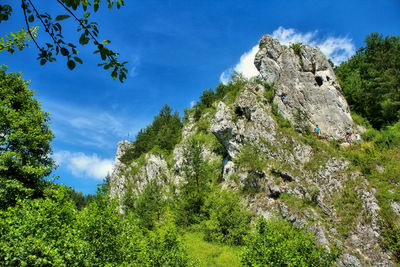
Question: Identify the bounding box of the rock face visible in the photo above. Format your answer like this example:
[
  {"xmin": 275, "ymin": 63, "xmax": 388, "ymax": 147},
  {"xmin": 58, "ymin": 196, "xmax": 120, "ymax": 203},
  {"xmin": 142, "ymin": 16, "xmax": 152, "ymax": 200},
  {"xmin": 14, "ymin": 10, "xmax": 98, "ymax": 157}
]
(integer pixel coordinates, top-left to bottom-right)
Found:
[
  {"xmin": 110, "ymin": 140, "xmax": 131, "ymax": 206},
  {"xmin": 110, "ymin": 36, "xmax": 395, "ymax": 265},
  {"xmin": 255, "ymin": 35, "xmax": 353, "ymax": 141}
]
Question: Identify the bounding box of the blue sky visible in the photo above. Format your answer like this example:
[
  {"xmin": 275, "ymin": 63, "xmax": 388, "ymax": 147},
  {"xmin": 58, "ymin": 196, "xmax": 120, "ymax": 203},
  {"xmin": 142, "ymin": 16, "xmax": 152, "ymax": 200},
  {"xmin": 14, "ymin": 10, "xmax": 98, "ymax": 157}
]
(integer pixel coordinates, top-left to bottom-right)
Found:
[{"xmin": 1, "ymin": 0, "xmax": 399, "ymax": 194}]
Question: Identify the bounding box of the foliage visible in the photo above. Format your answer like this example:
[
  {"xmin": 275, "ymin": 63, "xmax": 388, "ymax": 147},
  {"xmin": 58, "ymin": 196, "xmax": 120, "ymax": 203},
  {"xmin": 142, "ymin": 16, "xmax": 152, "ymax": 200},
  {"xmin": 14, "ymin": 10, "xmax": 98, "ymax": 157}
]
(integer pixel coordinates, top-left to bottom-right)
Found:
[
  {"xmin": 241, "ymin": 216, "xmax": 337, "ymax": 266},
  {"xmin": 176, "ymin": 138, "xmax": 212, "ymax": 225},
  {"xmin": 0, "ymin": 1, "xmax": 127, "ymax": 82},
  {"xmin": 138, "ymin": 223, "xmax": 195, "ymax": 266},
  {"xmin": 234, "ymin": 143, "xmax": 268, "ymax": 172},
  {"xmin": 183, "ymin": 231, "xmax": 242, "ymax": 267},
  {"xmin": 271, "ymin": 103, "xmax": 292, "ymax": 129},
  {"xmin": 294, "ymin": 108, "xmax": 311, "ymax": 134},
  {"xmin": 76, "ymin": 188, "xmax": 125, "ymax": 264},
  {"xmin": 336, "ymin": 33, "xmax": 400, "ymax": 128},
  {"xmin": 123, "ymin": 179, "xmax": 166, "ymax": 229},
  {"xmin": 262, "ymin": 81, "xmax": 275, "ymax": 103},
  {"xmin": 290, "ymin": 42, "xmax": 302, "ymax": 56},
  {"xmin": 290, "ymin": 43, "xmax": 303, "ymax": 66},
  {"xmin": 0, "ymin": 185, "xmax": 92, "ymax": 266},
  {"xmin": 187, "ymin": 72, "xmax": 248, "ymax": 122},
  {"xmin": 343, "ymin": 122, "xmax": 400, "ymax": 258},
  {"xmin": 0, "ymin": 67, "xmax": 55, "ymax": 209},
  {"xmin": 67, "ymin": 187, "xmax": 96, "ymax": 210},
  {"xmin": 120, "ymin": 104, "xmax": 182, "ymax": 163},
  {"xmin": 203, "ymin": 189, "xmax": 251, "ymax": 245},
  {"xmin": 334, "ymin": 181, "xmax": 363, "ymax": 237},
  {"xmin": 0, "ymin": 26, "xmax": 38, "ymax": 54}
]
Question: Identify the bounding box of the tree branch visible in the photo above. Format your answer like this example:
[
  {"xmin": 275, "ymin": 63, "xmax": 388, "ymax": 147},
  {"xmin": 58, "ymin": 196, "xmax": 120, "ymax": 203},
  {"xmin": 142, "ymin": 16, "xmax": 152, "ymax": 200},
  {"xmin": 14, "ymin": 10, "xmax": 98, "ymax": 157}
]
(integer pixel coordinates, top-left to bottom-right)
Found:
[{"xmin": 21, "ymin": 0, "xmax": 41, "ymax": 51}]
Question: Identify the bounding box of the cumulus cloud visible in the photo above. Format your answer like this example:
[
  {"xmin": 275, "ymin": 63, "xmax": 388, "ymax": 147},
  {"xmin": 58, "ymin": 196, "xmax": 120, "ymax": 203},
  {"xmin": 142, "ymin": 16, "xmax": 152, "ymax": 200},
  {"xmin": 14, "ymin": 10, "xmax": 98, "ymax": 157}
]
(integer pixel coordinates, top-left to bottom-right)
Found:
[
  {"xmin": 219, "ymin": 45, "xmax": 259, "ymax": 84},
  {"xmin": 54, "ymin": 151, "xmax": 114, "ymax": 180},
  {"xmin": 219, "ymin": 26, "xmax": 355, "ymax": 83},
  {"xmin": 272, "ymin": 26, "xmax": 355, "ymax": 65}
]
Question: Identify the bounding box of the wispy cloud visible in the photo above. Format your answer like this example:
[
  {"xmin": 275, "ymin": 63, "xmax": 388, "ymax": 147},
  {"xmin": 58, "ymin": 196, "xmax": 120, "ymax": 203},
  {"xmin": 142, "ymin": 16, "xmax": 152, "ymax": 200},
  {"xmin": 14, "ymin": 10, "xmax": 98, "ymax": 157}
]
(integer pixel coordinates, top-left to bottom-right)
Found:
[
  {"xmin": 129, "ymin": 54, "xmax": 141, "ymax": 78},
  {"xmin": 54, "ymin": 151, "xmax": 114, "ymax": 180},
  {"xmin": 43, "ymin": 100, "xmax": 147, "ymax": 149},
  {"xmin": 219, "ymin": 27, "xmax": 355, "ymax": 83}
]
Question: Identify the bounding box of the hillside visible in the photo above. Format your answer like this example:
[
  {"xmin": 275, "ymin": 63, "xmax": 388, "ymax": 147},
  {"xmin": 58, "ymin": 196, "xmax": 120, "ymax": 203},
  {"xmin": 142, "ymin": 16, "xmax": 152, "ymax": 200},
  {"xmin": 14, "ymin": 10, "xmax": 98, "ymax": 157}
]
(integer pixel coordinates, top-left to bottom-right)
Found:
[{"xmin": 110, "ymin": 35, "xmax": 400, "ymax": 266}]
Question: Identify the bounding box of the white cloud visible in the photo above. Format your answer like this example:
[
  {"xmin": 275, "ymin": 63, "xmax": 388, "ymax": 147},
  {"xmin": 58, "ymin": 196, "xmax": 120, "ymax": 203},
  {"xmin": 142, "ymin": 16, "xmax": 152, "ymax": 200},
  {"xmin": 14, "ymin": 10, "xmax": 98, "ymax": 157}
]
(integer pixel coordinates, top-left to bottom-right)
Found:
[
  {"xmin": 54, "ymin": 151, "xmax": 114, "ymax": 180},
  {"xmin": 234, "ymin": 45, "xmax": 260, "ymax": 79},
  {"xmin": 272, "ymin": 26, "xmax": 355, "ymax": 65},
  {"xmin": 129, "ymin": 54, "xmax": 140, "ymax": 78},
  {"xmin": 219, "ymin": 68, "xmax": 233, "ymax": 85},
  {"xmin": 219, "ymin": 46, "xmax": 260, "ymax": 85},
  {"xmin": 219, "ymin": 26, "xmax": 355, "ymax": 83},
  {"xmin": 190, "ymin": 100, "xmax": 196, "ymax": 108}
]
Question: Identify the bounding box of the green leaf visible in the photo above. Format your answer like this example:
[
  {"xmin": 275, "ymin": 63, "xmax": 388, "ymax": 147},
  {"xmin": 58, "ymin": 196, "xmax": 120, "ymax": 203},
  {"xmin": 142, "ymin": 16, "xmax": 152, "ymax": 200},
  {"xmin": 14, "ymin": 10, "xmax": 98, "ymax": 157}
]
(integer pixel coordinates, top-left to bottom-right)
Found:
[
  {"xmin": 28, "ymin": 15, "xmax": 34, "ymax": 23},
  {"xmin": 74, "ymin": 57, "xmax": 83, "ymax": 64},
  {"xmin": 40, "ymin": 58, "xmax": 46, "ymax": 65},
  {"xmin": 55, "ymin": 15, "xmax": 70, "ymax": 21},
  {"xmin": 79, "ymin": 33, "xmax": 89, "ymax": 45},
  {"xmin": 111, "ymin": 67, "xmax": 118, "ymax": 79},
  {"xmin": 103, "ymin": 40, "xmax": 111, "ymax": 44},
  {"xmin": 60, "ymin": 48, "xmax": 69, "ymax": 56},
  {"xmin": 67, "ymin": 60, "xmax": 76, "ymax": 70}
]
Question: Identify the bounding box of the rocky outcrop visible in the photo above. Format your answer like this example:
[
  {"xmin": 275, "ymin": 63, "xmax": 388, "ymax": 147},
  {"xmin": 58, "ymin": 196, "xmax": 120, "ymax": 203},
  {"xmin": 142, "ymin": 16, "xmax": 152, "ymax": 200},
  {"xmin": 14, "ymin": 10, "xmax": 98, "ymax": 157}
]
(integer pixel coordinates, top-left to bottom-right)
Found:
[
  {"xmin": 255, "ymin": 35, "xmax": 354, "ymax": 141},
  {"xmin": 109, "ymin": 36, "xmax": 395, "ymax": 265},
  {"xmin": 110, "ymin": 140, "xmax": 131, "ymax": 206}
]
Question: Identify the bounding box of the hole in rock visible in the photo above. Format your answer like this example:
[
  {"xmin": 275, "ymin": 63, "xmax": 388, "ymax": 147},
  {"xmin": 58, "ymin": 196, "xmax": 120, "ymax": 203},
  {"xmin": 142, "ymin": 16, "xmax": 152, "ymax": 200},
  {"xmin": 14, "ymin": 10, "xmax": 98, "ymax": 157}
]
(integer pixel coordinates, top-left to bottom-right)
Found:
[
  {"xmin": 315, "ymin": 76, "xmax": 323, "ymax": 86},
  {"xmin": 326, "ymin": 76, "xmax": 330, "ymax": 81},
  {"xmin": 235, "ymin": 106, "xmax": 251, "ymax": 121},
  {"xmin": 235, "ymin": 106, "xmax": 244, "ymax": 117}
]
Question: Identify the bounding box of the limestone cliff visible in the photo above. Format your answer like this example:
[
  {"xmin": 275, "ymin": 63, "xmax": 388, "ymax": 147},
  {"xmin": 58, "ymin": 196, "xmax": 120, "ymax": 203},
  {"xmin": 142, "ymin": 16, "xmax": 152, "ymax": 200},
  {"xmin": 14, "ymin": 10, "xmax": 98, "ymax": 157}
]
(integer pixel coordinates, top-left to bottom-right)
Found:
[
  {"xmin": 110, "ymin": 36, "xmax": 395, "ymax": 266},
  {"xmin": 255, "ymin": 35, "xmax": 354, "ymax": 141}
]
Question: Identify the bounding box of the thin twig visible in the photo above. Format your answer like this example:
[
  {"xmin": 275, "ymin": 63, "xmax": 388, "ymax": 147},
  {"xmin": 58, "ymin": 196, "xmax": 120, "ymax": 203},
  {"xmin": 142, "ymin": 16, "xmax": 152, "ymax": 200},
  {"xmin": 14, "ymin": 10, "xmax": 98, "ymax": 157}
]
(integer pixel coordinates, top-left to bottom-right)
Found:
[
  {"xmin": 55, "ymin": 0, "xmax": 116, "ymax": 62},
  {"xmin": 21, "ymin": 0, "xmax": 41, "ymax": 51},
  {"xmin": 55, "ymin": 0, "xmax": 99, "ymax": 44},
  {"xmin": 25, "ymin": 0, "xmax": 58, "ymax": 45}
]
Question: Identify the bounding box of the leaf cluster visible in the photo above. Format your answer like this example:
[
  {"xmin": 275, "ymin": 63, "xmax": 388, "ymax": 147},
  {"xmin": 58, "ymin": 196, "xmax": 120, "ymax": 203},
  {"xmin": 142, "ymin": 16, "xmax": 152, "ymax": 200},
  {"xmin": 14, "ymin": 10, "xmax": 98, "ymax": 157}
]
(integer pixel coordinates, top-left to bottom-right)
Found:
[
  {"xmin": 336, "ymin": 33, "xmax": 400, "ymax": 128},
  {"xmin": 0, "ymin": 67, "xmax": 55, "ymax": 209},
  {"xmin": 120, "ymin": 104, "xmax": 183, "ymax": 164},
  {"xmin": 1, "ymin": 1, "xmax": 128, "ymax": 82},
  {"xmin": 241, "ymin": 216, "xmax": 338, "ymax": 266}
]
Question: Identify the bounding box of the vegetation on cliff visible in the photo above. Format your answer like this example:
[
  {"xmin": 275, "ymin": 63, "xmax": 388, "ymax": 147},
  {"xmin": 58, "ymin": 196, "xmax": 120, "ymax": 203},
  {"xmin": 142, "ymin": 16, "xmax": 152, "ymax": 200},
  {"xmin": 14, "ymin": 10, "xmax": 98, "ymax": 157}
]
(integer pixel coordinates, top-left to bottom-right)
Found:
[{"xmin": 1, "ymin": 32, "xmax": 400, "ymax": 265}]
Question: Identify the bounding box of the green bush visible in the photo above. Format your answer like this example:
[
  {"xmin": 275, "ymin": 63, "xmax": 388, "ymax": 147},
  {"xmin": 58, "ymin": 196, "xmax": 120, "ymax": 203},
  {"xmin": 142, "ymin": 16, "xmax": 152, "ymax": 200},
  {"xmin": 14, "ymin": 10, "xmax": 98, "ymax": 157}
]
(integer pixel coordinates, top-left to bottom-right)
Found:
[
  {"xmin": 241, "ymin": 216, "xmax": 337, "ymax": 266},
  {"xmin": 0, "ymin": 186, "xmax": 92, "ymax": 266},
  {"xmin": 203, "ymin": 189, "xmax": 251, "ymax": 245},
  {"xmin": 137, "ymin": 223, "xmax": 195, "ymax": 266},
  {"xmin": 120, "ymin": 104, "xmax": 182, "ymax": 163}
]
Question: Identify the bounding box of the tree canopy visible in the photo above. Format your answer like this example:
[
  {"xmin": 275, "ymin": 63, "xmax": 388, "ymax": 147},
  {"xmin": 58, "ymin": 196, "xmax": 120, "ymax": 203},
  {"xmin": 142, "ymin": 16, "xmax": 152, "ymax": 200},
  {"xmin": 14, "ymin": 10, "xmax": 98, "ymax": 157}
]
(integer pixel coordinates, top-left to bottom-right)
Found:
[
  {"xmin": 0, "ymin": 1, "xmax": 127, "ymax": 82},
  {"xmin": 0, "ymin": 66, "xmax": 55, "ymax": 209},
  {"xmin": 336, "ymin": 33, "xmax": 400, "ymax": 128}
]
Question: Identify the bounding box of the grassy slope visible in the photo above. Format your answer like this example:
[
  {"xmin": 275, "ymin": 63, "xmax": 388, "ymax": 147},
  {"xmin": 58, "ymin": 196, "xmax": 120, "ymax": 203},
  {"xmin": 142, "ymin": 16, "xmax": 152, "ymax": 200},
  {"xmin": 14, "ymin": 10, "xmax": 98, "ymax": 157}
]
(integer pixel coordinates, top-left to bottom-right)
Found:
[{"xmin": 182, "ymin": 231, "xmax": 242, "ymax": 267}]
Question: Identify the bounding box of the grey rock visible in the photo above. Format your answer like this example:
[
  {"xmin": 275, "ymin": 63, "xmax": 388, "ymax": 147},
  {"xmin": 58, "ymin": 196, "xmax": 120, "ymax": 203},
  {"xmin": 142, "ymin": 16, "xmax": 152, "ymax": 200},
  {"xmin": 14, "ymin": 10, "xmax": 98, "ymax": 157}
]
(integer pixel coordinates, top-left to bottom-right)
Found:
[
  {"xmin": 341, "ymin": 254, "xmax": 362, "ymax": 267},
  {"xmin": 110, "ymin": 140, "xmax": 131, "ymax": 204},
  {"xmin": 255, "ymin": 35, "xmax": 354, "ymax": 141},
  {"xmin": 390, "ymin": 201, "xmax": 400, "ymax": 217}
]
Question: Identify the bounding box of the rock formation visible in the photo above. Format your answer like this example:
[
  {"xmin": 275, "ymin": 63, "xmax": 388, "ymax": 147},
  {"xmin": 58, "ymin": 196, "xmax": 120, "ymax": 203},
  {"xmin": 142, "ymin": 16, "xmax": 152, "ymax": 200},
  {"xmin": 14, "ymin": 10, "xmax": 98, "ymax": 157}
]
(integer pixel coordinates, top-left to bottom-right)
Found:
[
  {"xmin": 255, "ymin": 35, "xmax": 354, "ymax": 141},
  {"xmin": 110, "ymin": 35, "xmax": 395, "ymax": 265}
]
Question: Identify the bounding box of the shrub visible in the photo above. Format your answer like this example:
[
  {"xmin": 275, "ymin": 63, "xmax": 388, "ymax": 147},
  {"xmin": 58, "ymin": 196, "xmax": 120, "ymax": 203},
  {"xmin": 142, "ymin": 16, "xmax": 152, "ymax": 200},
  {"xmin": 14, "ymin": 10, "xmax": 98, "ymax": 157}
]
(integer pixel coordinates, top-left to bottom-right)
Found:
[
  {"xmin": 120, "ymin": 104, "xmax": 182, "ymax": 163},
  {"xmin": 0, "ymin": 186, "xmax": 92, "ymax": 266},
  {"xmin": 241, "ymin": 216, "xmax": 337, "ymax": 266},
  {"xmin": 203, "ymin": 189, "xmax": 251, "ymax": 245}
]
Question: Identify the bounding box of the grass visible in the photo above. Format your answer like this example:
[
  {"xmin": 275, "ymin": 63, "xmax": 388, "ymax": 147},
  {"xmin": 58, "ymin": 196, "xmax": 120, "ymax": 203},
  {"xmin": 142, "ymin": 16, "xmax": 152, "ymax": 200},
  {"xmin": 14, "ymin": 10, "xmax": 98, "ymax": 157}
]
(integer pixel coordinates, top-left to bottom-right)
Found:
[{"xmin": 182, "ymin": 231, "xmax": 242, "ymax": 267}]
